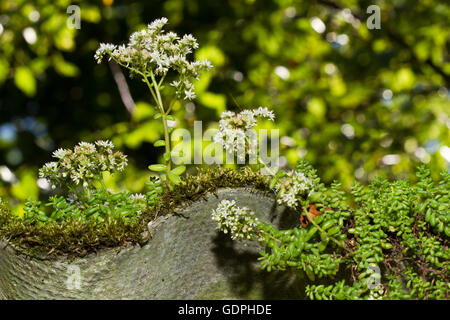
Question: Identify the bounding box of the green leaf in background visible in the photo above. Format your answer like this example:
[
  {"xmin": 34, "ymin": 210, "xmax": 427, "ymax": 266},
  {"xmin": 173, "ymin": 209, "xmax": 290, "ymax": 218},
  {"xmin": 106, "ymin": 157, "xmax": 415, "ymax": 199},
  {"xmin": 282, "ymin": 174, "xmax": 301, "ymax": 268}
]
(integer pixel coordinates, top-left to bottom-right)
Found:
[
  {"xmin": 307, "ymin": 97, "xmax": 326, "ymax": 120},
  {"xmin": 53, "ymin": 53, "xmax": 80, "ymax": 77},
  {"xmin": 198, "ymin": 92, "xmax": 226, "ymax": 116},
  {"xmin": 196, "ymin": 45, "xmax": 226, "ymax": 68},
  {"xmin": 0, "ymin": 59, "xmax": 9, "ymax": 84},
  {"xmin": 14, "ymin": 66, "xmax": 36, "ymax": 96},
  {"xmin": 54, "ymin": 28, "xmax": 76, "ymax": 51},
  {"xmin": 81, "ymin": 5, "xmax": 102, "ymax": 23},
  {"xmin": 123, "ymin": 121, "xmax": 163, "ymax": 149},
  {"xmin": 133, "ymin": 102, "xmax": 155, "ymax": 121},
  {"xmin": 392, "ymin": 68, "xmax": 415, "ymax": 92}
]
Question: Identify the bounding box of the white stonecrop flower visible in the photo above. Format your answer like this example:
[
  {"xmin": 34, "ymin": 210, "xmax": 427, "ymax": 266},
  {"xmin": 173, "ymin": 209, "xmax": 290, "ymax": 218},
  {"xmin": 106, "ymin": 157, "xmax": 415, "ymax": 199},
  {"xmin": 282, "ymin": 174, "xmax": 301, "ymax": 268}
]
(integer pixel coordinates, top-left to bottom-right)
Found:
[
  {"xmin": 52, "ymin": 148, "xmax": 69, "ymax": 159},
  {"xmin": 95, "ymin": 140, "xmax": 114, "ymax": 149},
  {"xmin": 39, "ymin": 140, "xmax": 128, "ymax": 189},
  {"xmin": 148, "ymin": 17, "xmax": 168, "ymax": 32},
  {"xmin": 211, "ymin": 200, "xmax": 262, "ymax": 241},
  {"xmin": 77, "ymin": 142, "xmax": 96, "ymax": 154},
  {"xmin": 94, "ymin": 43, "xmax": 116, "ymax": 63},
  {"xmin": 275, "ymin": 170, "xmax": 315, "ymax": 208},
  {"xmin": 40, "ymin": 162, "xmax": 58, "ymax": 174},
  {"xmin": 252, "ymin": 106, "xmax": 275, "ymax": 121},
  {"xmin": 213, "ymin": 107, "xmax": 275, "ymax": 161},
  {"xmin": 184, "ymin": 89, "xmax": 196, "ymax": 100},
  {"xmin": 131, "ymin": 193, "xmax": 146, "ymax": 201},
  {"xmin": 94, "ymin": 17, "xmax": 213, "ymax": 101}
]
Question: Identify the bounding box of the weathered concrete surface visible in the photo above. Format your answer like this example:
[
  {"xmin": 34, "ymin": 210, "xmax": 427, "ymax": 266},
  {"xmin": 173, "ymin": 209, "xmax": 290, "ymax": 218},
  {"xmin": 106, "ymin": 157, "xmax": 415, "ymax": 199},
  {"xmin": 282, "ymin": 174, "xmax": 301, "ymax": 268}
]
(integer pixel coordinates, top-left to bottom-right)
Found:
[{"xmin": 0, "ymin": 188, "xmax": 305, "ymax": 300}]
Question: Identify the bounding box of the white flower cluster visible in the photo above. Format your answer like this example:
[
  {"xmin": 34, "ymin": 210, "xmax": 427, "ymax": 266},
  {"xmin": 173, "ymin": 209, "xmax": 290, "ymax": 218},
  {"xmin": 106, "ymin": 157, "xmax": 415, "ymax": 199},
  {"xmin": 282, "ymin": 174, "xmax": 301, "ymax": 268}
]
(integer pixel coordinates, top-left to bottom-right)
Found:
[
  {"xmin": 213, "ymin": 107, "xmax": 275, "ymax": 161},
  {"xmin": 368, "ymin": 286, "xmax": 385, "ymax": 300},
  {"xmin": 130, "ymin": 193, "xmax": 146, "ymax": 201},
  {"xmin": 39, "ymin": 140, "xmax": 128, "ymax": 189},
  {"xmin": 211, "ymin": 199, "xmax": 262, "ymax": 241},
  {"xmin": 275, "ymin": 170, "xmax": 315, "ymax": 208},
  {"xmin": 95, "ymin": 17, "xmax": 213, "ymax": 100}
]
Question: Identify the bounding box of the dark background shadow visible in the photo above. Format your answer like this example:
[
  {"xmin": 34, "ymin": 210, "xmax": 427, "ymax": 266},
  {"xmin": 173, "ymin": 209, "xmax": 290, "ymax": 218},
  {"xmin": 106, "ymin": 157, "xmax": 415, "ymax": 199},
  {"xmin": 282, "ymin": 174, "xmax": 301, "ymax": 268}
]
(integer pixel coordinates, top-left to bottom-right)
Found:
[
  {"xmin": 211, "ymin": 232, "xmax": 307, "ymax": 299},
  {"xmin": 211, "ymin": 205, "xmax": 353, "ymax": 299}
]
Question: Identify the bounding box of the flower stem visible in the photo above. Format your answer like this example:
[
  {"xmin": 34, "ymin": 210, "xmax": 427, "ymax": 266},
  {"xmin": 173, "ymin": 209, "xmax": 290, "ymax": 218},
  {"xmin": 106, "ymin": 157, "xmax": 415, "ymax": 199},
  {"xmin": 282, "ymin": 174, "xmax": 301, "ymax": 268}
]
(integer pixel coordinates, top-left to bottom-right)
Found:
[{"xmin": 142, "ymin": 71, "xmax": 172, "ymax": 173}]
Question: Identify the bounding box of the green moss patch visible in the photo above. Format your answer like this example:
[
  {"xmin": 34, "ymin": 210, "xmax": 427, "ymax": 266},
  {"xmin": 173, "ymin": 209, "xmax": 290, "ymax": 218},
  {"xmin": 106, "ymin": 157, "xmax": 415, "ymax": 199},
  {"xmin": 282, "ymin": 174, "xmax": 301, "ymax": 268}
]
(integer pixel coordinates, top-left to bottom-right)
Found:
[
  {"xmin": 149, "ymin": 166, "xmax": 270, "ymax": 219},
  {"xmin": 0, "ymin": 167, "xmax": 269, "ymax": 258}
]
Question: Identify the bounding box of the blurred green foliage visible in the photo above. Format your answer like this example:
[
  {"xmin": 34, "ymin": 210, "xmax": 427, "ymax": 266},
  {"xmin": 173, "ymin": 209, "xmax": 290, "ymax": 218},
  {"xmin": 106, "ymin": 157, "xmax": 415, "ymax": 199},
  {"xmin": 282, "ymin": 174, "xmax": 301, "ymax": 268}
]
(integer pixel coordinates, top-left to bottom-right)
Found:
[{"xmin": 0, "ymin": 0, "xmax": 449, "ymax": 209}]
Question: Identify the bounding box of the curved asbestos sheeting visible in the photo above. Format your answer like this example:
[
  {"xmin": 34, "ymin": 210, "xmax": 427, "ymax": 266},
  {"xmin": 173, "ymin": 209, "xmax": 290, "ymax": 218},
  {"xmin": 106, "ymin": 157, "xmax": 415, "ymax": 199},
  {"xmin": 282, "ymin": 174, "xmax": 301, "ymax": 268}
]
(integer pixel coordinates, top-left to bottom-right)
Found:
[{"xmin": 0, "ymin": 188, "xmax": 303, "ymax": 300}]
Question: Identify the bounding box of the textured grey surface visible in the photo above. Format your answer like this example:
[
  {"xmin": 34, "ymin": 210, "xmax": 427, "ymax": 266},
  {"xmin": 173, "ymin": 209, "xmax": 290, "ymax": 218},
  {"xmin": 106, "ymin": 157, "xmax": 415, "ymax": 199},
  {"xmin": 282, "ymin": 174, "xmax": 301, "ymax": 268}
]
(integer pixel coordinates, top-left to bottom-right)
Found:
[{"xmin": 0, "ymin": 188, "xmax": 305, "ymax": 300}]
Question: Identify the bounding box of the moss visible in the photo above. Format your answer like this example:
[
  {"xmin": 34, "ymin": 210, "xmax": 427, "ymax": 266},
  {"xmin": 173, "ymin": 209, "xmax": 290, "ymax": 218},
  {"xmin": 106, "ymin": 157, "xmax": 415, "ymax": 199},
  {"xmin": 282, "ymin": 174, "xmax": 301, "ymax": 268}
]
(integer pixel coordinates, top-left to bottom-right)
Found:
[
  {"xmin": 147, "ymin": 166, "xmax": 270, "ymax": 220},
  {"xmin": 0, "ymin": 166, "xmax": 269, "ymax": 258}
]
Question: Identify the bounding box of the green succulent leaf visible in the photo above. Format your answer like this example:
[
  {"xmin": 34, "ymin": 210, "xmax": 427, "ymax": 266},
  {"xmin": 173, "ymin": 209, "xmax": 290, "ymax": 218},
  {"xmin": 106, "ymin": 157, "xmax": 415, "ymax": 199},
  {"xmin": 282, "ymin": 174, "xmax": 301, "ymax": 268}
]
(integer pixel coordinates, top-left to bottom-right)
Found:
[
  {"xmin": 148, "ymin": 164, "xmax": 166, "ymax": 172},
  {"xmin": 171, "ymin": 166, "xmax": 186, "ymax": 176},
  {"xmin": 167, "ymin": 172, "xmax": 181, "ymax": 185},
  {"xmin": 154, "ymin": 140, "xmax": 165, "ymax": 147},
  {"xmin": 163, "ymin": 152, "xmax": 171, "ymax": 162}
]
